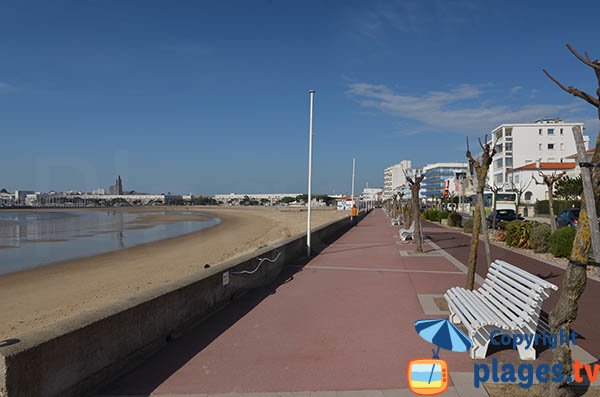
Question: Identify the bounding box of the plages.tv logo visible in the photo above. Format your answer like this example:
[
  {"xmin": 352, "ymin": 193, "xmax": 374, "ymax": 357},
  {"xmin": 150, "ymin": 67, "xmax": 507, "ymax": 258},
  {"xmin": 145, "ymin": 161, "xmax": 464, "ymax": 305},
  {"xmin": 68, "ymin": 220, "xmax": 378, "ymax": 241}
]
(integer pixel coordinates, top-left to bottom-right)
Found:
[{"xmin": 408, "ymin": 319, "xmax": 472, "ymax": 396}]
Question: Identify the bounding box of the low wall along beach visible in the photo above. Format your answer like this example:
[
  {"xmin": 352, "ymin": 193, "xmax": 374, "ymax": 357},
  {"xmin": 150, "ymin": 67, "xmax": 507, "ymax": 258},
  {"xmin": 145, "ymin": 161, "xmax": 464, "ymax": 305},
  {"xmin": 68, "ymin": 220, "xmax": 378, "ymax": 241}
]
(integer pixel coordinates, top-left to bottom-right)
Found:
[{"xmin": 0, "ymin": 210, "xmax": 364, "ymax": 397}]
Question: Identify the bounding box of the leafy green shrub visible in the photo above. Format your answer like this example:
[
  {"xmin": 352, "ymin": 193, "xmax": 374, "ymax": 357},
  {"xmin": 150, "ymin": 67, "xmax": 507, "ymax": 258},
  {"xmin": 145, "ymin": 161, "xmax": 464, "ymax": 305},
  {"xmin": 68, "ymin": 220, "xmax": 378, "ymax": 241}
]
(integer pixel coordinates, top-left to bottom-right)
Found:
[
  {"xmin": 439, "ymin": 211, "xmax": 450, "ymax": 220},
  {"xmin": 529, "ymin": 223, "xmax": 552, "ymax": 253},
  {"xmin": 448, "ymin": 212, "xmax": 462, "ymax": 227},
  {"xmin": 423, "ymin": 209, "xmax": 440, "ymax": 221},
  {"xmin": 505, "ymin": 220, "xmax": 534, "ymax": 248},
  {"xmin": 549, "ymin": 227, "xmax": 577, "ymax": 258},
  {"xmin": 463, "ymin": 218, "xmax": 473, "ymax": 233}
]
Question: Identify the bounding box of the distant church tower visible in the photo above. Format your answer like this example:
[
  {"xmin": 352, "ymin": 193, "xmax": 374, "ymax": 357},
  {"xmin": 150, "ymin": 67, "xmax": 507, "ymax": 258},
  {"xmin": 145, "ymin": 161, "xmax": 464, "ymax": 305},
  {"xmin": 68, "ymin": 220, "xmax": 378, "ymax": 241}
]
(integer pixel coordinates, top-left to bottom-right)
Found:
[{"xmin": 116, "ymin": 175, "xmax": 123, "ymax": 195}]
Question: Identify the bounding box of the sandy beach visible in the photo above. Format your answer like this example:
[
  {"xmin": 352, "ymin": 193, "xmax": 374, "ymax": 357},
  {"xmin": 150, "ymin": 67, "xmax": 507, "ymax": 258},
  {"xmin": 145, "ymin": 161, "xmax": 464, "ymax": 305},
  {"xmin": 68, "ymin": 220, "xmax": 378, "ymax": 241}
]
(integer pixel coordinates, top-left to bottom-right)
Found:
[{"xmin": 0, "ymin": 206, "xmax": 347, "ymax": 340}]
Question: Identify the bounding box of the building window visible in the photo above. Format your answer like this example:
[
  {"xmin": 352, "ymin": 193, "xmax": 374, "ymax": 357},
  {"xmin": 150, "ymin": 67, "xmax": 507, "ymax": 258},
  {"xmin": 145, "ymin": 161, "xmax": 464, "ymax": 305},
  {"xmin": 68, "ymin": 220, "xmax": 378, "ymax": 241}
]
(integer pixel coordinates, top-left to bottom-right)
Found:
[
  {"xmin": 560, "ymin": 143, "xmax": 565, "ymax": 151},
  {"xmin": 494, "ymin": 158, "xmax": 503, "ymax": 168},
  {"xmin": 505, "ymin": 158, "xmax": 513, "ymax": 167},
  {"xmin": 560, "ymin": 128, "xmax": 564, "ymax": 135},
  {"xmin": 525, "ymin": 159, "xmax": 532, "ymax": 163},
  {"xmin": 548, "ymin": 143, "xmax": 555, "ymax": 150},
  {"xmin": 514, "ymin": 174, "xmax": 520, "ymax": 183},
  {"xmin": 539, "ymin": 143, "xmax": 542, "ymax": 151},
  {"xmin": 548, "ymin": 128, "xmax": 555, "ymax": 135},
  {"xmin": 495, "ymin": 174, "xmax": 503, "ymax": 184},
  {"xmin": 525, "ymin": 191, "xmax": 533, "ymax": 202},
  {"xmin": 505, "ymin": 142, "xmax": 513, "ymax": 152},
  {"xmin": 539, "ymin": 129, "xmax": 542, "ymax": 135}
]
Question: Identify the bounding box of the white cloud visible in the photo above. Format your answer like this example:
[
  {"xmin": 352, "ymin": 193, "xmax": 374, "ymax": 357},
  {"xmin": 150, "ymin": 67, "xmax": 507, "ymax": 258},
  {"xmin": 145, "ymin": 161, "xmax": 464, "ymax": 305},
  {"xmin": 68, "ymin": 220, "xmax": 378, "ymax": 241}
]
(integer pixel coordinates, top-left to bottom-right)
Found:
[
  {"xmin": 0, "ymin": 82, "xmax": 16, "ymax": 93},
  {"xmin": 347, "ymin": 83, "xmax": 583, "ymax": 135},
  {"xmin": 350, "ymin": 0, "xmax": 478, "ymax": 40},
  {"xmin": 511, "ymin": 86, "xmax": 523, "ymax": 94}
]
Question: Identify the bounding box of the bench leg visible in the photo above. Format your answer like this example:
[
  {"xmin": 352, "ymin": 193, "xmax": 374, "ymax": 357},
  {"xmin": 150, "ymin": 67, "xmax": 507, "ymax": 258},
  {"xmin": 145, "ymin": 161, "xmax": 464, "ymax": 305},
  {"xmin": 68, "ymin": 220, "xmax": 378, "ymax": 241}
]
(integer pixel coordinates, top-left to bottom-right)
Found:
[
  {"xmin": 470, "ymin": 341, "xmax": 490, "ymax": 359},
  {"xmin": 449, "ymin": 311, "xmax": 461, "ymax": 325},
  {"xmin": 516, "ymin": 341, "xmax": 536, "ymax": 360}
]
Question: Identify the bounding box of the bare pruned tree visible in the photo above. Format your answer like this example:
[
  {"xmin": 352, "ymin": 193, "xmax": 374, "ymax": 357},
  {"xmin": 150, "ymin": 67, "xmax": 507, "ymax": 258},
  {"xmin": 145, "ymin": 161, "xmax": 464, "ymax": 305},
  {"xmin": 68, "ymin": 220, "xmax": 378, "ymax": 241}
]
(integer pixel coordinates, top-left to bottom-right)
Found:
[
  {"xmin": 405, "ymin": 171, "xmax": 425, "ymax": 253},
  {"xmin": 485, "ymin": 183, "xmax": 503, "ymax": 230},
  {"xmin": 509, "ymin": 176, "xmax": 533, "ymax": 207},
  {"xmin": 465, "ymin": 135, "xmax": 496, "ymax": 290},
  {"xmin": 532, "ymin": 170, "xmax": 566, "ymax": 233},
  {"xmin": 544, "ymin": 44, "xmax": 600, "ymax": 397}
]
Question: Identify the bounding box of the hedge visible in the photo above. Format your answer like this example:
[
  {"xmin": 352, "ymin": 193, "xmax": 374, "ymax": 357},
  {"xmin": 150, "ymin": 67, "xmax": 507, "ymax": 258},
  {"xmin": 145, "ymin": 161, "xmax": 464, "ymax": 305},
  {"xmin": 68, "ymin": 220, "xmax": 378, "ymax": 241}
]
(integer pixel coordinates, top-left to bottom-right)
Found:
[
  {"xmin": 534, "ymin": 200, "xmax": 580, "ymax": 215},
  {"xmin": 549, "ymin": 227, "xmax": 577, "ymax": 258}
]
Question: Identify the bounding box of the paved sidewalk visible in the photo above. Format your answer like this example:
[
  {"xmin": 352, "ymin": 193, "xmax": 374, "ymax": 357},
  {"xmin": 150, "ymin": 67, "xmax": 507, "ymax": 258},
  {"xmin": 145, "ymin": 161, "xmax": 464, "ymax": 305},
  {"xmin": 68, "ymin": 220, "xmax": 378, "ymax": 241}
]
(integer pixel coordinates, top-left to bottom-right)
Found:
[{"xmin": 101, "ymin": 210, "xmax": 598, "ymax": 397}]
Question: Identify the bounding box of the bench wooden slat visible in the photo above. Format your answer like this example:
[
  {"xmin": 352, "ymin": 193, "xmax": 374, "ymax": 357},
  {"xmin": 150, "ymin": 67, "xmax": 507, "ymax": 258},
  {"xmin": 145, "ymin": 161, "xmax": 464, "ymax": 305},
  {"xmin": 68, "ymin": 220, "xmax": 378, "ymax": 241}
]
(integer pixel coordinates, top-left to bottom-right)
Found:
[{"xmin": 445, "ymin": 260, "xmax": 558, "ymax": 360}]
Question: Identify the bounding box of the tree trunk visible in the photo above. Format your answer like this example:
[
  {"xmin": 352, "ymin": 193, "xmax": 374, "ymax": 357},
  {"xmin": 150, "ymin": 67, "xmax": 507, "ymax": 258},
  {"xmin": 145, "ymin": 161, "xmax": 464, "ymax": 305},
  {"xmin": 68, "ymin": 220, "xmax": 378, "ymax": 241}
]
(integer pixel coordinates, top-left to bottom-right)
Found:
[
  {"xmin": 548, "ymin": 205, "xmax": 590, "ymax": 397},
  {"xmin": 412, "ymin": 194, "xmax": 423, "ymax": 253},
  {"xmin": 549, "ymin": 185, "xmax": 557, "ymax": 232},
  {"xmin": 492, "ymin": 197, "xmax": 497, "ymax": 230},
  {"xmin": 548, "ymin": 131, "xmax": 599, "ymax": 397},
  {"xmin": 466, "ymin": 199, "xmax": 482, "ymax": 290},
  {"xmin": 479, "ymin": 191, "xmax": 492, "ymax": 266}
]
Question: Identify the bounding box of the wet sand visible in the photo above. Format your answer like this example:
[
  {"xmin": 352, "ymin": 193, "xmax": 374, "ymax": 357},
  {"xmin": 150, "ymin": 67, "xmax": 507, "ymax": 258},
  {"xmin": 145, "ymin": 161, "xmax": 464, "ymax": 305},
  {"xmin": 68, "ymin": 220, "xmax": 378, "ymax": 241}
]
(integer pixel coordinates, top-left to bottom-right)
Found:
[{"xmin": 0, "ymin": 206, "xmax": 347, "ymax": 339}]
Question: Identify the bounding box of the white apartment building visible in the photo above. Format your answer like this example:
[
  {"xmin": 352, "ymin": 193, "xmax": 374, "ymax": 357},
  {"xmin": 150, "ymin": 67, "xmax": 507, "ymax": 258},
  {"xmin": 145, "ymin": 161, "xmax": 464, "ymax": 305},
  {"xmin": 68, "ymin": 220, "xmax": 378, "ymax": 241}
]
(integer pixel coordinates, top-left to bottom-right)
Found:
[
  {"xmin": 383, "ymin": 160, "xmax": 420, "ymax": 199},
  {"xmin": 487, "ymin": 119, "xmax": 588, "ymax": 190}
]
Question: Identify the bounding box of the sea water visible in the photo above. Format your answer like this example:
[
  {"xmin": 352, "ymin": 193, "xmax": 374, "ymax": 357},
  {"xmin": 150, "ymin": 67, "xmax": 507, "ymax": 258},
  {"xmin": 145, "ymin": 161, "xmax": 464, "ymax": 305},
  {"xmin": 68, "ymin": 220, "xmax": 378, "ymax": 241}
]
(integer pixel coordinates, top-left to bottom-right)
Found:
[{"xmin": 0, "ymin": 210, "xmax": 220, "ymax": 275}]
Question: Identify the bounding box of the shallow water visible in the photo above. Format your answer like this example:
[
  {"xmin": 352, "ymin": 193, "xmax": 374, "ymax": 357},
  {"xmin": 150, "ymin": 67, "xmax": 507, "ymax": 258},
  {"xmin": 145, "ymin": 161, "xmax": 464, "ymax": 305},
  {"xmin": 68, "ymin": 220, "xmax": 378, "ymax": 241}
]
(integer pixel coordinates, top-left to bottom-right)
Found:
[{"xmin": 0, "ymin": 210, "xmax": 220, "ymax": 275}]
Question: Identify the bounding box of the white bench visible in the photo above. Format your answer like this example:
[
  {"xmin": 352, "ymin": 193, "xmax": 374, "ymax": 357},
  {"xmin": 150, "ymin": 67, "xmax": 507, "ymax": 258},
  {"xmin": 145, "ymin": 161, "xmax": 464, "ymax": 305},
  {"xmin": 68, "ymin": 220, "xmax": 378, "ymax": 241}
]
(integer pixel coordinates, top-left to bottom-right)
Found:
[
  {"xmin": 444, "ymin": 260, "xmax": 558, "ymax": 360},
  {"xmin": 391, "ymin": 217, "xmax": 400, "ymax": 226},
  {"xmin": 399, "ymin": 221, "xmax": 415, "ymax": 241}
]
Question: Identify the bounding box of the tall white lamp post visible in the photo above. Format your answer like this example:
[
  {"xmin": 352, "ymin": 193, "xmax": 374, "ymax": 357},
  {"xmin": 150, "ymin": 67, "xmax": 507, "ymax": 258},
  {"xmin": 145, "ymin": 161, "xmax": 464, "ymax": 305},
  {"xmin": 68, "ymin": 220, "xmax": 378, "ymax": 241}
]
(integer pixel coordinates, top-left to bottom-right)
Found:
[
  {"xmin": 306, "ymin": 90, "xmax": 315, "ymax": 257},
  {"xmin": 351, "ymin": 157, "xmax": 356, "ymax": 218}
]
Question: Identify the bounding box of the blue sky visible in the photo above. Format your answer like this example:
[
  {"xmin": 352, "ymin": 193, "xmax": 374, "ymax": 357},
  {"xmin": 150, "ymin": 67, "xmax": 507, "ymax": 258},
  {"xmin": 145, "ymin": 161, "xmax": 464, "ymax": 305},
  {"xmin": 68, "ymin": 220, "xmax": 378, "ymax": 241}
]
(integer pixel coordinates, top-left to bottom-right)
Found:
[{"xmin": 1, "ymin": 0, "xmax": 599, "ymax": 195}]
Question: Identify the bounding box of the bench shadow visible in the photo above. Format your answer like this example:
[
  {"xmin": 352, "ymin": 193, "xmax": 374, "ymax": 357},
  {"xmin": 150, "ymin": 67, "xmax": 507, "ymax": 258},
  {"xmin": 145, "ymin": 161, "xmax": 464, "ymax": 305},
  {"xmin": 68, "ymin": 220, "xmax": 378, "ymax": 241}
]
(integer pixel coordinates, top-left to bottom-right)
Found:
[
  {"xmin": 100, "ymin": 229, "xmax": 348, "ymax": 396},
  {"xmin": 486, "ymin": 311, "xmax": 588, "ymax": 360}
]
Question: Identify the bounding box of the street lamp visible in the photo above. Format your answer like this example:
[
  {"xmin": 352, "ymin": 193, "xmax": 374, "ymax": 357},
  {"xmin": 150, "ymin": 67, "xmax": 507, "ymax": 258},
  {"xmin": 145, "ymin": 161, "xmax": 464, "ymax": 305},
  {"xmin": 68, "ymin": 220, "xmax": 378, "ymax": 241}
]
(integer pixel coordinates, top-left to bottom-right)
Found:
[{"xmin": 306, "ymin": 90, "xmax": 315, "ymax": 257}]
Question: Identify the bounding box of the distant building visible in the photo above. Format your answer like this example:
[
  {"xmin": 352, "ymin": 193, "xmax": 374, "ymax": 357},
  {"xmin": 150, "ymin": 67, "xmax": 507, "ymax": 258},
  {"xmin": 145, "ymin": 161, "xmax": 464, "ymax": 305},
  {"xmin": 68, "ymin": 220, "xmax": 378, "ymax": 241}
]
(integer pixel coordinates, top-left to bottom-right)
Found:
[
  {"xmin": 14, "ymin": 190, "xmax": 36, "ymax": 204},
  {"xmin": 93, "ymin": 188, "xmax": 106, "ymax": 195},
  {"xmin": 508, "ymin": 160, "xmax": 579, "ymax": 204},
  {"xmin": 213, "ymin": 193, "xmax": 303, "ymax": 205},
  {"xmin": 487, "ymin": 119, "xmax": 588, "ymax": 189},
  {"xmin": 421, "ymin": 163, "xmax": 468, "ymax": 199},
  {"xmin": 361, "ymin": 188, "xmax": 383, "ymax": 202},
  {"xmin": 108, "ymin": 176, "xmax": 124, "ymax": 195},
  {"xmin": 383, "ymin": 160, "xmax": 419, "ymax": 199},
  {"xmin": 0, "ymin": 190, "xmax": 14, "ymax": 206}
]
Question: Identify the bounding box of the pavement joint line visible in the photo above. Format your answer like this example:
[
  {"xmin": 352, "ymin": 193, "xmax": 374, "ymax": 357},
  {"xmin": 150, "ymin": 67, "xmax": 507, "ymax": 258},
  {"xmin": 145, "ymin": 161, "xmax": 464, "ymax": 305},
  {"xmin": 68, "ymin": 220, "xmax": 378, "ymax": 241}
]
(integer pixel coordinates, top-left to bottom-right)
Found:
[{"xmin": 290, "ymin": 265, "xmax": 464, "ymax": 274}]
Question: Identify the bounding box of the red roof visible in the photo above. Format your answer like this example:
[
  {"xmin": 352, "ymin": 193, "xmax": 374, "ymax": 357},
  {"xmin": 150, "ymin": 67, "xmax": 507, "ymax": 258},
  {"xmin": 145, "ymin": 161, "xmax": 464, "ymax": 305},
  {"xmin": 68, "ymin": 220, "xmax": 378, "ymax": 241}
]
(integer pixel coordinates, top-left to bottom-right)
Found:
[
  {"xmin": 510, "ymin": 162, "xmax": 577, "ymax": 172},
  {"xmin": 566, "ymin": 147, "xmax": 596, "ymax": 160}
]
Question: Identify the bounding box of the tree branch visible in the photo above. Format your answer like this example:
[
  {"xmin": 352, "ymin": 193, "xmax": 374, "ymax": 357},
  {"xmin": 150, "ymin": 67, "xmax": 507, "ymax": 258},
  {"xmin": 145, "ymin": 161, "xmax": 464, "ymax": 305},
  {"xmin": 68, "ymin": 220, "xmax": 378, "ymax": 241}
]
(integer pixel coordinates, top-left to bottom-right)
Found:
[
  {"xmin": 543, "ymin": 69, "xmax": 600, "ymax": 108},
  {"xmin": 567, "ymin": 44, "xmax": 600, "ymax": 71}
]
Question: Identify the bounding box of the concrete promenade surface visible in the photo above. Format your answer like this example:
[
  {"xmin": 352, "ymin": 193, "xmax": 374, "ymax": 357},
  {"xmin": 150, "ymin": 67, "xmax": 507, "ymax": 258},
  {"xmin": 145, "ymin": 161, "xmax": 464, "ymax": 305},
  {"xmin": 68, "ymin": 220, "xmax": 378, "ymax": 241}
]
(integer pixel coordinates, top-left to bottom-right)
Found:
[{"xmin": 101, "ymin": 209, "xmax": 598, "ymax": 397}]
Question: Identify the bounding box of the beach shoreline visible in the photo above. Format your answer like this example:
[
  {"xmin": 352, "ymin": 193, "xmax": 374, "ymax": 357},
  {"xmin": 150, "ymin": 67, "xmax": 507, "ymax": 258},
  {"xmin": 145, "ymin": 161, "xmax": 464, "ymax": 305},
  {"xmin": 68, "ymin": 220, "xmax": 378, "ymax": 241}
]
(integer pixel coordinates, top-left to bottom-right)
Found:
[{"xmin": 0, "ymin": 206, "xmax": 347, "ymax": 339}]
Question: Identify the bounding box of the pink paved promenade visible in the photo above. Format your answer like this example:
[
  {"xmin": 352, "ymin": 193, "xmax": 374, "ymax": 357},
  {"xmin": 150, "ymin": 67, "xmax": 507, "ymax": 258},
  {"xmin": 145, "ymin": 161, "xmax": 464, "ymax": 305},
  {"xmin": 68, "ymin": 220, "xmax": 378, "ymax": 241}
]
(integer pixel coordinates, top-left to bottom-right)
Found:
[{"xmin": 103, "ymin": 210, "xmax": 479, "ymax": 396}]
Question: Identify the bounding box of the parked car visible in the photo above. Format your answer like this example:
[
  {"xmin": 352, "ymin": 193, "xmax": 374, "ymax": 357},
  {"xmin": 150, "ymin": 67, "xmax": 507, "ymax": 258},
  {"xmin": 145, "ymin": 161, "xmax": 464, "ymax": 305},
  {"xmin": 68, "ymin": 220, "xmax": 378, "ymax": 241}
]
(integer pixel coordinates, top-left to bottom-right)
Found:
[
  {"xmin": 556, "ymin": 208, "xmax": 580, "ymax": 228},
  {"xmin": 486, "ymin": 209, "xmax": 522, "ymax": 228}
]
